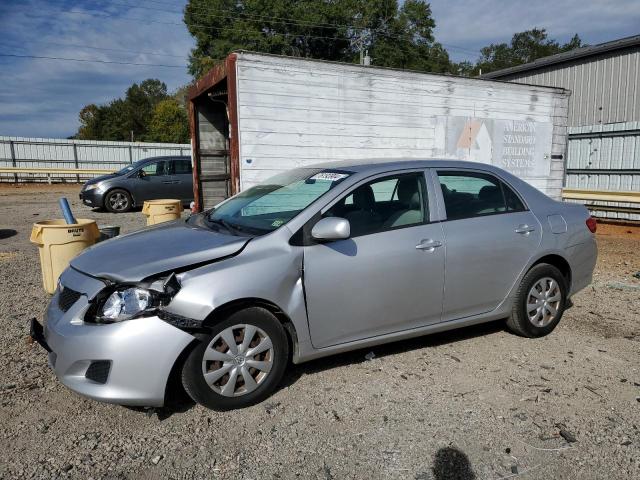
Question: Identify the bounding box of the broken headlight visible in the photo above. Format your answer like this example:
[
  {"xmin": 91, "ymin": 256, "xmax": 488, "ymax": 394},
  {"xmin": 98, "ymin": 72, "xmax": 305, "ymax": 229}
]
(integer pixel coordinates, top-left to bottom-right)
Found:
[
  {"xmin": 101, "ymin": 287, "xmax": 156, "ymax": 322},
  {"xmin": 91, "ymin": 274, "xmax": 181, "ymax": 323}
]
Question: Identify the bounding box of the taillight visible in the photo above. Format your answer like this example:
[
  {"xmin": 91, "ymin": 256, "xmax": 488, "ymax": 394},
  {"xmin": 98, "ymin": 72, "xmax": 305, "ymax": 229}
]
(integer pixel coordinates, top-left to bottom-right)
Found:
[{"xmin": 586, "ymin": 216, "xmax": 597, "ymax": 233}]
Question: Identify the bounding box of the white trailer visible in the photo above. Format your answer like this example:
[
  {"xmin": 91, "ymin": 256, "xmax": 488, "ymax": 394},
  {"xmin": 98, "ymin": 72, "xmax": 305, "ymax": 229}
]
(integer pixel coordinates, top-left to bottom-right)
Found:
[{"xmin": 188, "ymin": 52, "xmax": 569, "ymax": 210}]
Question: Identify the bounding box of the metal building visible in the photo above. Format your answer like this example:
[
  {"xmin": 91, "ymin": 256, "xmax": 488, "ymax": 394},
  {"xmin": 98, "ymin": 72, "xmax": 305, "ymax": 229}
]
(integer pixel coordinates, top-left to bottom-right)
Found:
[{"xmin": 483, "ymin": 35, "xmax": 640, "ymax": 220}]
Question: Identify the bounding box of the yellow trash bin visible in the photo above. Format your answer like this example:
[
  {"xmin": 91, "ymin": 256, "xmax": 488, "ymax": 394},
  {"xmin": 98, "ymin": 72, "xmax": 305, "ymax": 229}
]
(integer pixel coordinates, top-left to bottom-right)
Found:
[
  {"xmin": 142, "ymin": 199, "xmax": 182, "ymax": 226},
  {"xmin": 30, "ymin": 219, "xmax": 100, "ymax": 294}
]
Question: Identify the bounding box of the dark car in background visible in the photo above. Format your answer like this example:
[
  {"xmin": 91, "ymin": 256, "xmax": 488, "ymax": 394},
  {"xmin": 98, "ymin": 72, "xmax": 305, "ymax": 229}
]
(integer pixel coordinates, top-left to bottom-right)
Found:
[{"xmin": 79, "ymin": 156, "xmax": 193, "ymax": 212}]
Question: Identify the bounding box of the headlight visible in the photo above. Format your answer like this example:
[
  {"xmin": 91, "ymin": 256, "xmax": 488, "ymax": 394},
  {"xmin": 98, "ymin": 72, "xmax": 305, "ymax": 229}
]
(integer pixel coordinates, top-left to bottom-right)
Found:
[
  {"xmin": 89, "ymin": 274, "xmax": 181, "ymax": 324},
  {"xmin": 100, "ymin": 287, "xmax": 157, "ymax": 322},
  {"xmin": 83, "ymin": 184, "xmax": 99, "ymax": 192}
]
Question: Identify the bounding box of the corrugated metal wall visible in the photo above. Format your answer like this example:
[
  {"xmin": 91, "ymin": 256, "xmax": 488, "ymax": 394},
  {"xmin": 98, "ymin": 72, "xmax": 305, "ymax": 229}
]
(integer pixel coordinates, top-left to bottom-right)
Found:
[
  {"xmin": 0, "ymin": 136, "xmax": 190, "ymax": 183},
  {"xmin": 497, "ymin": 46, "xmax": 640, "ymax": 128},
  {"xmin": 566, "ymin": 122, "xmax": 640, "ymax": 220},
  {"xmin": 494, "ymin": 45, "xmax": 640, "ymax": 220}
]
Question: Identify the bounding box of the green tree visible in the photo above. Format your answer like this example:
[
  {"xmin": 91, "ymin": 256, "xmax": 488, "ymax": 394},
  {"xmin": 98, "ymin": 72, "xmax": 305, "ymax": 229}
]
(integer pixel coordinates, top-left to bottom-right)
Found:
[
  {"xmin": 76, "ymin": 104, "xmax": 102, "ymax": 140},
  {"xmin": 474, "ymin": 29, "xmax": 584, "ymax": 75},
  {"xmin": 147, "ymin": 98, "xmax": 190, "ymax": 143},
  {"xmin": 75, "ymin": 79, "xmax": 188, "ymax": 142},
  {"xmin": 184, "ymin": 0, "xmax": 454, "ymax": 77},
  {"xmin": 125, "ymin": 79, "xmax": 169, "ymax": 140}
]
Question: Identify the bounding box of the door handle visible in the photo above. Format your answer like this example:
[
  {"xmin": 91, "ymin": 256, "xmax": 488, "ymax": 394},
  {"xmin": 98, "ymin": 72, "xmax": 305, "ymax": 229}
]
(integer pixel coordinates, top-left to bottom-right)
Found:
[
  {"xmin": 416, "ymin": 239, "xmax": 443, "ymax": 251},
  {"xmin": 514, "ymin": 224, "xmax": 536, "ymax": 234}
]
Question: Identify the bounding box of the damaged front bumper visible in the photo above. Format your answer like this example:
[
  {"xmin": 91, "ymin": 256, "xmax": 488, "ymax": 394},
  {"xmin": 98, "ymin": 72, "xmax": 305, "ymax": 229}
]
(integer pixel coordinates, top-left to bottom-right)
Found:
[{"xmin": 32, "ymin": 268, "xmax": 196, "ymax": 407}]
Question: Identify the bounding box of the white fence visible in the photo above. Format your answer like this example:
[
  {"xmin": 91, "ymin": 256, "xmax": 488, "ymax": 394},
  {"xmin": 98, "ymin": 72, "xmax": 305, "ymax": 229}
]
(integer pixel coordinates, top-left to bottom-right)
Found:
[{"xmin": 0, "ymin": 136, "xmax": 191, "ymax": 183}]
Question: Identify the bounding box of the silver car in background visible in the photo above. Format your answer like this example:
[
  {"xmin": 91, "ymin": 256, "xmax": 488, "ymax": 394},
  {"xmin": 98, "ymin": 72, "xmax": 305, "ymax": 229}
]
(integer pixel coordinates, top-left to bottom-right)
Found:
[{"xmin": 31, "ymin": 160, "xmax": 597, "ymax": 410}]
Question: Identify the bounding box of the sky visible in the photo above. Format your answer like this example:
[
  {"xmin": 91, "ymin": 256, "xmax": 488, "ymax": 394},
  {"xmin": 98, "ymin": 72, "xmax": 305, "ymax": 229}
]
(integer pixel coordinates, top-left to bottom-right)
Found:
[{"xmin": 0, "ymin": 0, "xmax": 639, "ymax": 139}]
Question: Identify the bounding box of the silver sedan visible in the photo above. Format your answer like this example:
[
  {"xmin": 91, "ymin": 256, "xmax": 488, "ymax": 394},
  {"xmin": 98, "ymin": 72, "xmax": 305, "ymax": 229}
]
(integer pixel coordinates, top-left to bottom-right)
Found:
[{"xmin": 32, "ymin": 160, "xmax": 597, "ymax": 410}]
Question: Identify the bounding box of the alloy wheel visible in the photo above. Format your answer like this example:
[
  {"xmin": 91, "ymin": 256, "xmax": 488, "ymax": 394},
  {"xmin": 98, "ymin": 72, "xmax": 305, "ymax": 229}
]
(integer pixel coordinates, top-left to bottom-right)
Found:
[
  {"xmin": 108, "ymin": 192, "xmax": 129, "ymax": 211},
  {"xmin": 526, "ymin": 277, "xmax": 562, "ymax": 327},
  {"xmin": 201, "ymin": 324, "xmax": 274, "ymax": 397}
]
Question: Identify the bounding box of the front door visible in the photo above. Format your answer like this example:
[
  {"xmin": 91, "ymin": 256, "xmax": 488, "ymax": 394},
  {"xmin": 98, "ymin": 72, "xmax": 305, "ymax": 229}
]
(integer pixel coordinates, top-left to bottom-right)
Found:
[
  {"xmin": 436, "ymin": 170, "xmax": 543, "ymax": 320},
  {"xmin": 132, "ymin": 159, "xmax": 173, "ymax": 202},
  {"xmin": 303, "ymin": 171, "xmax": 445, "ymax": 349}
]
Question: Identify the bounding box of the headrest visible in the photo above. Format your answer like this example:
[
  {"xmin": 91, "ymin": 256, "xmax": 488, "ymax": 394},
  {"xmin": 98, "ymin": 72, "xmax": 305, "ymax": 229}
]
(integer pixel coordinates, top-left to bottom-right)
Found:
[
  {"xmin": 353, "ymin": 184, "xmax": 376, "ymax": 210},
  {"xmin": 479, "ymin": 185, "xmax": 501, "ymax": 202},
  {"xmin": 397, "ymin": 178, "xmax": 419, "ymax": 205}
]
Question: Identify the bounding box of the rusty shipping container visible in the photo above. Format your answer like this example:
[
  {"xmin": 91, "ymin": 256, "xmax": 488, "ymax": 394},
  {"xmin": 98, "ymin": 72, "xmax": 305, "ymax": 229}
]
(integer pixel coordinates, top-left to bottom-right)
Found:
[{"xmin": 188, "ymin": 52, "xmax": 570, "ymax": 211}]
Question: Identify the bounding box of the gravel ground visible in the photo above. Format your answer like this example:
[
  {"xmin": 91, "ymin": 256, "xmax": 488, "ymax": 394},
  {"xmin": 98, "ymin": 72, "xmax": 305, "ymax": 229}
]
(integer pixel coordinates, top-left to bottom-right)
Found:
[{"xmin": 0, "ymin": 183, "xmax": 639, "ymax": 480}]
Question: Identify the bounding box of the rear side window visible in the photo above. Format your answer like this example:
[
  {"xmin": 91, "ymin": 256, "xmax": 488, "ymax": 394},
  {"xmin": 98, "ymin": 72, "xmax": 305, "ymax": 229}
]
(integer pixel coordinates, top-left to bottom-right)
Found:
[
  {"xmin": 173, "ymin": 159, "xmax": 192, "ymax": 174},
  {"xmin": 438, "ymin": 171, "xmax": 524, "ymax": 220}
]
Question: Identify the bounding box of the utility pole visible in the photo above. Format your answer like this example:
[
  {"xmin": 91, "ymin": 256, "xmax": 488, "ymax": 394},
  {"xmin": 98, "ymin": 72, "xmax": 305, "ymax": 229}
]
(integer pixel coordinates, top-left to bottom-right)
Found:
[{"xmin": 355, "ymin": 31, "xmax": 371, "ymax": 66}]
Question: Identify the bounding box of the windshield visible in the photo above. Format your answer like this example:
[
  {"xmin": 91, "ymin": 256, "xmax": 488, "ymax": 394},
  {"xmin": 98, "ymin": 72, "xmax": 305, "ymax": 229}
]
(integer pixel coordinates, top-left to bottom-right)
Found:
[
  {"xmin": 196, "ymin": 168, "xmax": 352, "ymax": 236},
  {"xmin": 116, "ymin": 159, "xmax": 149, "ymax": 175}
]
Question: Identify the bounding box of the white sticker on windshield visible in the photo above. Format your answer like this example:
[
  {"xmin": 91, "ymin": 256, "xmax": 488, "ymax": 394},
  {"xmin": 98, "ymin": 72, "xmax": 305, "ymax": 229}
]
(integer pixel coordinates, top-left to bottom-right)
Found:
[{"xmin": 310, "ymin": 172, "xmax": 349, "ymax": 181}]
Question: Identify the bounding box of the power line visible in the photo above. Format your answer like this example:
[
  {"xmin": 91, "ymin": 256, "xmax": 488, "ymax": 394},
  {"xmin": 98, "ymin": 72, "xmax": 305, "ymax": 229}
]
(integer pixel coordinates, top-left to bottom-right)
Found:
[
  {"xmin": 3, "ymin": 40, "xmax": 186, "ymax": 58},
  {"xmin": 0, "ymin": 53, "xmax": 186, "ymax": 68},
  {"xmin": 38, "ymin": 8, "xmax": 359, "ymax": 43},
  {"xmin": 47, "ymin": 0, "xmax": 365, "ymax": 31},
  {"xmin": 29, "ymin": 7, "xmax": 477, "ymax": 55},
  {"xmin": 11, "ymin": 2, "xmax": 479, "ymax": 61},
  {"xmin": 47, "ymin": 41, "xmax": 186, "ymax": 58}
]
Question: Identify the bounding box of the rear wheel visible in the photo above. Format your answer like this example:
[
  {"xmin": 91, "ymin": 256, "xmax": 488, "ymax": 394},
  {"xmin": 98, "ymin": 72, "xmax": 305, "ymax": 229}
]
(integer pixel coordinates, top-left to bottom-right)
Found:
[
  {"xmin": 104, "ymin": 188, "xmax": 132, "ymax": 213},
  {"xmin": 181, "ymin": 307, "xmax": 289, "ymax": 410},
  {"xmin": 506, "ymin": 263, "xmax": 567, "ymax": 338}
]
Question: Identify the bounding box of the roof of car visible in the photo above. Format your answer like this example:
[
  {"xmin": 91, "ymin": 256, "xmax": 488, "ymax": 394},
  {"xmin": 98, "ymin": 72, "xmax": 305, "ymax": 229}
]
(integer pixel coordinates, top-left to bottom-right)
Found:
[
  {"xmin": 307, "ymin": 158, "xmax": 500, "ymax": 173},
  {"xmin": 138, "ymin": 155, "xmax": 190, "ymax": 163}
]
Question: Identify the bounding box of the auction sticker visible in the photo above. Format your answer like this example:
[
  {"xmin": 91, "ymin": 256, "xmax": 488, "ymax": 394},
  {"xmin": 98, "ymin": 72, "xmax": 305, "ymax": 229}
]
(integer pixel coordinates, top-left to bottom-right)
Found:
[{"xmin": 310, "ymin": 172, "xmax": 349, "ymax": 181}]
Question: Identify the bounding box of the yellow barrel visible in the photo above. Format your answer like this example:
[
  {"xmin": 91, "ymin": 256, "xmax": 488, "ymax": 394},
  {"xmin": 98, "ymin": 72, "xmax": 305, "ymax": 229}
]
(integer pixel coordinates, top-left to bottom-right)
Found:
[
  {"xmin": 142, "ymin": 199, "xmax": 182, "ymax": 225},
  {"xmin": 30, "ymin": 219, "xmax": 100, "ymax": 294}
]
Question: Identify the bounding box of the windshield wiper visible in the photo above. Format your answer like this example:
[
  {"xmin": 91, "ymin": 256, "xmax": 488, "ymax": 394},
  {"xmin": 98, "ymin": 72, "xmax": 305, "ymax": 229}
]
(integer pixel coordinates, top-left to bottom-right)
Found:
[{"xmin": 206, "ymin": 217, "xmax": 238, "ymax": 235}]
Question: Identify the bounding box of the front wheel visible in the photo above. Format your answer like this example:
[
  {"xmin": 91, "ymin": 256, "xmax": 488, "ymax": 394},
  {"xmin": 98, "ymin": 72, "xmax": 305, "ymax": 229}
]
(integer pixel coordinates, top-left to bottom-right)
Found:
[
  {"xmin": 181, "ymin": 307, "xmax": 289, "ymax": 410},
  {"xmin": 104, "ymin": 188, "xmax": 133, "ymax": 213},
  {"xmin": 506, "ymin": 263, "xmax": 568, "ymax": 338}
]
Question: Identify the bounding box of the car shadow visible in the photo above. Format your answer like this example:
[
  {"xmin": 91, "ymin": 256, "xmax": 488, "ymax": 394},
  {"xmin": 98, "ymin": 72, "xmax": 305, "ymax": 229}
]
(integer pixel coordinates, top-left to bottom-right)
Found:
[
  {"xmin": 279, "ymin": 319, "xmax": 505, "ymax": 391},
  {"xmin": 0, "ymin": 229, "xmax": 18, "ymax": 239},
  {"xmin": 90, "ymin": 206, "xmax": 143, "ymax": 213},
  {"xmin": 144, "ymin": 320, "xmax": 505, "ymax": 420}
]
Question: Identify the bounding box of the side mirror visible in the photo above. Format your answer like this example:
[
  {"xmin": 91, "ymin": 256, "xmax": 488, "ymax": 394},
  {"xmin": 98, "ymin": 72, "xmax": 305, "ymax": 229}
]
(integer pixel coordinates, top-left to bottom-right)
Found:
[
  {"xmin": 311, "ymin": 217, "xmax": 350, "ymax": 242},
  {"xmin": 137, "ymin": 170, "xmax": 146, "ymax": 178}
]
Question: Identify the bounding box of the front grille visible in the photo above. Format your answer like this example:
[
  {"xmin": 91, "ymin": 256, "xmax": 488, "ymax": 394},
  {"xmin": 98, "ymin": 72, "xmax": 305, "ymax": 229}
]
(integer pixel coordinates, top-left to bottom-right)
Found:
[
  {"xmin": 58, "ymin": 287, "xmax": 82, "ymax": 312},
  {"xmin": 85, "ymin": 361, "xmax": 111, "ymax": 384}
]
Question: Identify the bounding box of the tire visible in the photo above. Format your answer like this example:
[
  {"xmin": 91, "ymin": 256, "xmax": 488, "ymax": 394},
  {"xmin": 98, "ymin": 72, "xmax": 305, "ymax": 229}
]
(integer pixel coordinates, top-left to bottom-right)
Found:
[
  {"xmin": 506, "ymin": 263, "xmax": 568, "ymax": 338},
  {"xmin": 104, "ymin": 188, "xmax": 133, "ymax": 213},
  {"xmin": 181, "ymin": 307, "xmax": 289, "ymax": 410}
]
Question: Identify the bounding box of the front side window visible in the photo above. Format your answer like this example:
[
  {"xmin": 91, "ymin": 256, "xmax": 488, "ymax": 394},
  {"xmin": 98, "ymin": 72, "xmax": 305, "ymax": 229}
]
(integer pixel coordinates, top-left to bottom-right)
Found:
[
  {"xmin": 117, "ymin": 158, "xmax": 147, "ymax": 175},
  {"xmin": 438, "ymin": 171, "xmax": 524, "ymax": 220},
  {"xmin": 198, "ymin": 168, "xmax": 352, "ymax": 235},
  {"xmin": 141, "ymin": 161, "xmax": 167, "ymax": 176},
  {"xmin": 326, "ymin": 172, "xmax": 427, "ymax": 237}
]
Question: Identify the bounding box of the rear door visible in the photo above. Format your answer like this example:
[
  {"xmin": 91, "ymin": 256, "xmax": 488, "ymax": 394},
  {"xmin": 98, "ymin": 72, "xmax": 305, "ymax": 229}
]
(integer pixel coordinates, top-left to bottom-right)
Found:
[
  {"xmin": 168, "ymin": 157, "xmax": 194, "ymax": 203},
  {"xmin": 435, "ymin": 170, "xmax": 542, "ymax": 320},
  {"xmin": 303, "ymin": 170, "xmax": 445, "ymax": 349}
]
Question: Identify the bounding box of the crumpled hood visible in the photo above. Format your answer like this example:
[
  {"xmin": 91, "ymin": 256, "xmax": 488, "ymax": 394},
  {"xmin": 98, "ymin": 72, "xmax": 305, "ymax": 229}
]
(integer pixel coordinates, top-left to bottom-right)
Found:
[{"xmin": 71, "ymin": 220, "xmax": 250, "ymax": 283}]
